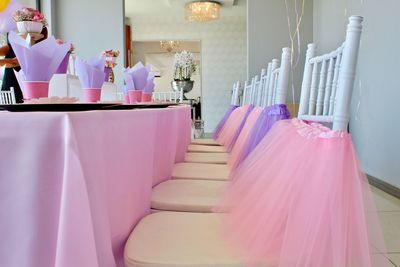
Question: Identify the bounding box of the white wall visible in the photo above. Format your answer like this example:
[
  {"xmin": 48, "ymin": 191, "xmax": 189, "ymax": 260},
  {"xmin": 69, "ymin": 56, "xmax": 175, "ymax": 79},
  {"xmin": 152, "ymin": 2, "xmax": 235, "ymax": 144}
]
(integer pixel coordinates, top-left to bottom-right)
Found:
[
  {"xmin": 313, "ymin": 1, "xmax": 400, "ymax": 187},
  {"xmin": 53, "ymin": 0, "xmax": 125, "ymax": 88},
  {"xmin": 247, "ymin": 0, "xmax": 313, "ymax": 102},
  {"xmin": 129, "ymin": 13, "xmax": 247, "ymax": 132}
]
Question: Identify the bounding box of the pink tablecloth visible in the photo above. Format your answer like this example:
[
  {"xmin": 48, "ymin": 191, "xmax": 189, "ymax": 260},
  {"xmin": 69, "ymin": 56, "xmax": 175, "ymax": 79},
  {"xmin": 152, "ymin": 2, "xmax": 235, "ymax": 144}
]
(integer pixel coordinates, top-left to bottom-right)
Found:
[{"xmin": 0, "ymin": 105, "xmax": 191, "ymax": 267}]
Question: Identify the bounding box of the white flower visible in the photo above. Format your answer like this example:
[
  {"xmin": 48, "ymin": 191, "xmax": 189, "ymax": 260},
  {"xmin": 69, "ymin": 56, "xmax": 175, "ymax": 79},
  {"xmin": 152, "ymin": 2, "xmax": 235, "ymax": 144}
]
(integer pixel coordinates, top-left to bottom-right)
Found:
[{"xmin": 173, "ymin": 51, "xmax": 197, "ymax": 80}]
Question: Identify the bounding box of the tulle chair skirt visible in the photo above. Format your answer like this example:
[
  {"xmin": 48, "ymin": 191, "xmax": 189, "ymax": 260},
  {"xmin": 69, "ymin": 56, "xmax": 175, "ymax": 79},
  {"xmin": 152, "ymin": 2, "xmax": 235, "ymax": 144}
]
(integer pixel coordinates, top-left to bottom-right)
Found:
[
  {"xmin": 213, "ymin": 104, "xmax": 239, "ymax": 139},
  {"xmin": 228, "ymin": 104, "xmax": 290, "ymax": 169},
  {"xmin": 216, "ymin": 119, "xmax": 388, "ymax": 267},
  {"xmin": 217, "ymin": 105, "xmax": 253, "ymax": 152}
]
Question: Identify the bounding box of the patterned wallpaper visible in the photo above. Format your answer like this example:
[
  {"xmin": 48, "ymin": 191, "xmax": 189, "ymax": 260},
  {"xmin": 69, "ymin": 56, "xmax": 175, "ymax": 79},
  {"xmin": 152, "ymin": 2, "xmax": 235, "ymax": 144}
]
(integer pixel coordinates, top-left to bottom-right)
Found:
[{"xmin": 130, "ymin": 15, "xmax": 247, "ymax": 132}]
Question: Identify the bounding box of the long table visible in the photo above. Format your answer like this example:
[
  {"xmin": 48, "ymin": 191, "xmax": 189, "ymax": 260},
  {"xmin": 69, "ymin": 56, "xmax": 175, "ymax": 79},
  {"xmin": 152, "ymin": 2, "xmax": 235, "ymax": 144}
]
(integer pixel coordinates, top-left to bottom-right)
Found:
[{"xmin": 0, "ymin": 105, "xmax": 191, "ymax": 267}]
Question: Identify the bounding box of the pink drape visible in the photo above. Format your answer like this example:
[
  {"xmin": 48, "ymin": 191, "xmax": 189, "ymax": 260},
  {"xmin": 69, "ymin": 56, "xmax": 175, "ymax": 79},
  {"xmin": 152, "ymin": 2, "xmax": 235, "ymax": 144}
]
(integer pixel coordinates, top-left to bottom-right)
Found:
[{"xmin": 0, "ymin": 105, "xmax": 191, "ymax": 267}]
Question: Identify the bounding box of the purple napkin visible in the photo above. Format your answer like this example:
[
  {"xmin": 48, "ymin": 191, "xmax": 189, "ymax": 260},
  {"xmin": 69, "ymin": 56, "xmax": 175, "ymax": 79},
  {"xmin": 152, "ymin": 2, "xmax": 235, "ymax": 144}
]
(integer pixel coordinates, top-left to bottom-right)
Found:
[
  {"xmin": 125, "ymin": 62, "xmax": 149, "ymax": 90},
  {"xmin": 123, "ymin": 68, "xmax": 135, "ymax": 90},
  {"xmin": 144, "ymin": 72, "xmax": 155, "ymax": 93},
  {"xmin": 0, "ymin": 0, "xmax": 22, "ymax": 33},
  {"xmin": 13, "ymin": 69, "xmax": 26, "ymax": 89},
  {"xmin": 9, "ymin": 31, "xmax": 70, "ymax": 81},
  {"xmin": 75, "ymin": 56, "xmax": 106, "ymax": 88}
]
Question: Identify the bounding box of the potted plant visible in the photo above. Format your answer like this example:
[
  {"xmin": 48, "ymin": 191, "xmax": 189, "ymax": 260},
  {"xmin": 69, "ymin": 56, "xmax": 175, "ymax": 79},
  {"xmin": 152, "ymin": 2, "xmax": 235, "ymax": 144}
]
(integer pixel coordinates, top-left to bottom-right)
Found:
[
  {"xmin": 171, "ymin": 50, "xmax": 197, "ymax": 99},
  {"xmin": 13, "ymin": 7, "xmax": 47, "ymax": 34},
  {"xmin": 102, "ymin": 49, "xmax": 120, "ymax": 82}
]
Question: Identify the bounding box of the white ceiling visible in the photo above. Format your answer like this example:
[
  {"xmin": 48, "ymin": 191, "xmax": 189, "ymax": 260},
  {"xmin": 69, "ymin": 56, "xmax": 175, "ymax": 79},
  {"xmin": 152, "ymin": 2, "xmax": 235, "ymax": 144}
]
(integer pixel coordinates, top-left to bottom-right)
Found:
[{"xmin": 125, "ymin": 0, "xmax": 247, "ymax": 18}]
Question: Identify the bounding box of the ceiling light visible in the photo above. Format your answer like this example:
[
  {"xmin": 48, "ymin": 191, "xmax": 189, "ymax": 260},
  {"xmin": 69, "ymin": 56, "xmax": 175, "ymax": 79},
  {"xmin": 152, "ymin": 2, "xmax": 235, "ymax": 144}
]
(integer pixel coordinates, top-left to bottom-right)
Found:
[{"xmin": 185, "ymin": 1, "xmax": 221, "ymax": 22}]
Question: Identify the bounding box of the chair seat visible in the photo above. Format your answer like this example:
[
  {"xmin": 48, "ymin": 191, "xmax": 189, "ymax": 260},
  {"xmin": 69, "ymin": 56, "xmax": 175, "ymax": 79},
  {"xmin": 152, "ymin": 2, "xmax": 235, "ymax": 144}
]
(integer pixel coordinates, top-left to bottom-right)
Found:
[
  {"xmin": 185, "ymin": 152, "xmax": 229, "ymax": 164},
  {"xmin": 172, "ymin": 162, "xmax": 230, "ymax": 181},
  {"xmin": 151, "ymin": 179, "xmax": 228, "ymax": 212},
  {"xmin": 191, "ymin": 138, "xmax": 221, "ymax": 146},
  {"xmin": 187, "ymin": 144, "xmax": 227, "ymax": 153},
  {"xmin": 124, "ymin": 212, "xmax": 247, "ymax": 267}
]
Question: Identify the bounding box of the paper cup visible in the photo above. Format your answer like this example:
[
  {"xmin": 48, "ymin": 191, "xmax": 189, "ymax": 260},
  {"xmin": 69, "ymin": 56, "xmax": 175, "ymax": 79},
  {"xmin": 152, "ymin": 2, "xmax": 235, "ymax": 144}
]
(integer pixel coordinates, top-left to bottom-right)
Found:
[
  {"xmin": 22, "ymin": 81, "xmax": 49, "ymax": 100},
  {"xmin": 83, "ymin": 88, "xmax": 101, "ymax": 103},
  {"xmin": 123, "ymin": 94, "xmax": 130, "ymax": 104},
  {"xmin": 141, "ymin": 93, "xmax": 152, "ymax": 102},
  {"xmin": 128, "ymin": 90, "xmax": 143, "ymax": 104}
]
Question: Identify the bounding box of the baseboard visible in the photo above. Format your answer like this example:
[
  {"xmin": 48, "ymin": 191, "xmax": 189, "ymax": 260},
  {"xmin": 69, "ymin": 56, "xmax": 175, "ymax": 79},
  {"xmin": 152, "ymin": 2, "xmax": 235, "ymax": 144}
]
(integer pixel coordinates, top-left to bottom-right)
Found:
[{"xmin": 368, "ymin": 175, "xmax": 400, "ymax": 199}]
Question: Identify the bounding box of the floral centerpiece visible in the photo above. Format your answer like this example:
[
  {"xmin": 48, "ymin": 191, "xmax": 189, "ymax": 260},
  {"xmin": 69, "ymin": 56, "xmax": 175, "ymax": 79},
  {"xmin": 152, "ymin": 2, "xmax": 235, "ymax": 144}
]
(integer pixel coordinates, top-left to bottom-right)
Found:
[
  {"xmin": 102, "ymin": 49, "xmax": 120, "ymax": 82},
  {"xmin": 13, "ymin": 7, "xmax": 47, "ymax": 34},
  {"xmin": 171, "ymin": 50, "xmax": 197, "ymax": 99}
]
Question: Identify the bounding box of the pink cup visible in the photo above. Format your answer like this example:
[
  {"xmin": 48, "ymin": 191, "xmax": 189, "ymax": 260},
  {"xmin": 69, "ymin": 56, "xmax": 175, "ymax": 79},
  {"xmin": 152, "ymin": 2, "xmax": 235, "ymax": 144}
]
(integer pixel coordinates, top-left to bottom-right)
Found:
[
  {"xmin": 123, "ymin": 94, "xmax": 130, "ymax": 104},
  {"xmin": 128, "ymin": 90, "xmax": 143, "ymax": 104},
  {"xmin": 22, "ymin": 81, "xmax": 49, "ymax": 100},
  {"xmin": 83, "ymin": 88, "xmax": 101, "ymax": 103},
  {"xmin": 141, "ymin": 93, "xmax": 152, "ymax": 102}
]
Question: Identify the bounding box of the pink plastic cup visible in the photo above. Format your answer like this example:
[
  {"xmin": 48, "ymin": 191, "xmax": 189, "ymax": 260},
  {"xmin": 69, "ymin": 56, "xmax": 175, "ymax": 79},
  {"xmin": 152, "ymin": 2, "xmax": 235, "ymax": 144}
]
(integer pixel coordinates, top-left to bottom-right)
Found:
[
  {"xmin": 141, "ymin": 93, "xmax": 152, "ymax": 102},
  {"xmin": 123, "ymin": 94, "xmax": 130, "ymax": 104},
  {"xmin": 83, "ymin": 88, "xmax": 101, "ymax": 103},
  {"xmin": 128, "ymin": 90, "xmax": 143, "ymax": 104},
  {"xmin": 22, "ymin": 81, "xmax": 50, "ymax": 100}
]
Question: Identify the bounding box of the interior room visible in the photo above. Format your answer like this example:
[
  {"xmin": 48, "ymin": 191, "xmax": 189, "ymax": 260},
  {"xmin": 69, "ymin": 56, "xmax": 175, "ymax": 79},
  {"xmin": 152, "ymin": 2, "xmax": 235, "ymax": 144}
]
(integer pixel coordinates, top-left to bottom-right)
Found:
[{"xmin": 0, "ymin": 0, "xmax": 399, "ymax": 266}]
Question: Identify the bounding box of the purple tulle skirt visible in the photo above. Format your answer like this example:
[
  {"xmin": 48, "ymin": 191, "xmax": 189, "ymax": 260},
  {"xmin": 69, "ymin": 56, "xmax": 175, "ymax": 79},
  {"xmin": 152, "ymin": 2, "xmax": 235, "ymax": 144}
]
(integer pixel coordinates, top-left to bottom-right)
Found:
[
  {"xmin": 213, "ymin": 105, "xmax": 239, "ymax": 139},
  {"xmin": 239, "ymin": 104, "xmax": 290, "ymax": 164}
]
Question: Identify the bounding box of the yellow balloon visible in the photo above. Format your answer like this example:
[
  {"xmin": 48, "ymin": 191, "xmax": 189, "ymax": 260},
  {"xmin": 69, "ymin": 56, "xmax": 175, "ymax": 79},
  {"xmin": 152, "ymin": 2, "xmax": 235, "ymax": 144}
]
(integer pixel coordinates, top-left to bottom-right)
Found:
[{"xmin": 0, "ymin": 0, "xmax": 11, "ymax": 13}]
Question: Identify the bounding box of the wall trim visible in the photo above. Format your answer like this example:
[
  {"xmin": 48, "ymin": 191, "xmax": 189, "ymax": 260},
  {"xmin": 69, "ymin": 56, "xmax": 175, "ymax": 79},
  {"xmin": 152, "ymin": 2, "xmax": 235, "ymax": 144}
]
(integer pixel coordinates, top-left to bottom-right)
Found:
[{"xmin": 368, "ymin": 175, "xmax": 400, "ymax": 199}]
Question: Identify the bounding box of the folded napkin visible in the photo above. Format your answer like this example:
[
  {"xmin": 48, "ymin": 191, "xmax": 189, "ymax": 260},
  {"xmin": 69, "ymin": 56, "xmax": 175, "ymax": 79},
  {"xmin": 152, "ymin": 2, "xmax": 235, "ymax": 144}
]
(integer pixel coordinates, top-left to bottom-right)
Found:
[
  {"xmin": 75, "ymin": 56, "xmax": 105, "ymax": 88},
  {"xmin": 9, "ymin": 31, "xmax": 70, "ymax": 81},
  {"xmin": 123, "ymin": 62, "xmax": 149, "ymax": 91},
  {"xmin": 144, "ymin": 73, "xmax": 155, "ymax": 94},
  {"xmin": 0, "ymin": 0, "xmax": 22, "ymax": 33}
]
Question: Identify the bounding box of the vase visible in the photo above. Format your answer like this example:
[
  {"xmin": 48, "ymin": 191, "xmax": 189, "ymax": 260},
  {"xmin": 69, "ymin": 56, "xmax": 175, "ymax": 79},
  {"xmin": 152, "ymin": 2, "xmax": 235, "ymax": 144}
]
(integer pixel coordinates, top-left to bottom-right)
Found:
[
  {"xmin": 104, "ymin": 67, "xmax": 112, "ymax": 82},
  {"xmin": 16, "ymin": 21, "xmax": 43, "ymax": 34},
  {"xmin": 171, "ymin": 80, "xmax": 194, "ymax": 100}
]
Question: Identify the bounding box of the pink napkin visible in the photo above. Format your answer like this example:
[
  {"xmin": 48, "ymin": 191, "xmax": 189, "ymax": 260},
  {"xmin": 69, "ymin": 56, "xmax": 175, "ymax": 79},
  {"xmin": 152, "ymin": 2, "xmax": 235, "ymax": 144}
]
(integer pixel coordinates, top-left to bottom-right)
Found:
[
  {"xmin": 75, "ymin": 56, "xmax": 105, "ymax": 88},
  {"xmin": 0, "ymin": 0, "xmax": 22, "ymax": 33},
  {"xmin": 9, "ymin": 31, "xmax": 70, "ymax": 81}
]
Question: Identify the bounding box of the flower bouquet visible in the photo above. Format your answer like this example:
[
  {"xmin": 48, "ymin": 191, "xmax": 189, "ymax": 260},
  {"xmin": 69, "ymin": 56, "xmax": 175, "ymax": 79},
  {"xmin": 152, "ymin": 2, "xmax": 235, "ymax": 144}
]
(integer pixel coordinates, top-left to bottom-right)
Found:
[
  {"xmin": 172, "ymin": 50, "xmax": 197, "ymax": 99},
  {"xmin": 102, "ymin": 49, "xmax": 120, "ymax": 82},
  {"xmin": 13, "ymin": 7, "xmax": 47, "ymax": 34}
]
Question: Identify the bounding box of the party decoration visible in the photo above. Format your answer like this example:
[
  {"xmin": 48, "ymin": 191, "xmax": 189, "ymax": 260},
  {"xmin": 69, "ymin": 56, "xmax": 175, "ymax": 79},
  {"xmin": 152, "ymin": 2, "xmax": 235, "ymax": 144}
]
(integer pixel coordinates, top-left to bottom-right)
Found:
[{"xmin": 0, "ymin": 0, "xmax": 21, "ymax": 33}]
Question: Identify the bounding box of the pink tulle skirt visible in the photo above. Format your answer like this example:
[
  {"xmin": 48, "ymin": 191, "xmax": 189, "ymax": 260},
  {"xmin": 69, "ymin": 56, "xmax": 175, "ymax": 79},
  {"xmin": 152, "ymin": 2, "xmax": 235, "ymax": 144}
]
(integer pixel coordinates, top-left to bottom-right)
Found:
[
  {"xmin": 216, "ymin": 119, "xmax": 388, "ymax": 267},
  {"xmin": 228, "ymin": 107, "xmax": 263, "ymax": 169},
  {"xmin": 217, "ymin": 105, "xmax": 253, "ymax": 152}
]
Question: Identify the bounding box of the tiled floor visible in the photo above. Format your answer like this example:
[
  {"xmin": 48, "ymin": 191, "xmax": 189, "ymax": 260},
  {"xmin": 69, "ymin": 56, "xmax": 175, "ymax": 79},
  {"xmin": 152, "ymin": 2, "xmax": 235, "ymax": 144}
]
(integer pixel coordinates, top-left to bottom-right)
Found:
[{"xmin": 371, "ymin": 186, "xmax": 400, "ymax": 266}]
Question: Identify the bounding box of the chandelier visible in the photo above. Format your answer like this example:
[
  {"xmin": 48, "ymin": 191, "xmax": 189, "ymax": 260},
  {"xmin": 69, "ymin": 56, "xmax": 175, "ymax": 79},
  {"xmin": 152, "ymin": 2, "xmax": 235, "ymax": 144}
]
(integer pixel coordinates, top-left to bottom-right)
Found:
[
  {"xmin": 185, "ymin": 1, "xmax": 221, "ymax": 22},
  {"xmin": 160, "ymin": 41, "xmax": 180, "ymax": 52}
]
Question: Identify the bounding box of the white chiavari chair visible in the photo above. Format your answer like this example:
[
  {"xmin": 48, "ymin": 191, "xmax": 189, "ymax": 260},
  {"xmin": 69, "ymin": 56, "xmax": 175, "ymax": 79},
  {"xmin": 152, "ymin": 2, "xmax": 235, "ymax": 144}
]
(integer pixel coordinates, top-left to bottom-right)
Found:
[
  {"xmin": 149, "ymin": 48, "xmax": 292, "ymax": 215},
  {"xmin": 152, "ymin": 88, "xmax": 183, "ymax": 103},
  {"xmin": 298, "ymin": 17, "xmax": 362, "ymax": 131},
  {"xmin": 190, "ymin": 81, "xmax": 241, "ymax": 146},
  {"xmin": 124, "ymin": 16, "xmax": 363, "ymax": 267},
  {"xmin": 0, "ymin": 87, "xmax": 16, "ymax": 104}
]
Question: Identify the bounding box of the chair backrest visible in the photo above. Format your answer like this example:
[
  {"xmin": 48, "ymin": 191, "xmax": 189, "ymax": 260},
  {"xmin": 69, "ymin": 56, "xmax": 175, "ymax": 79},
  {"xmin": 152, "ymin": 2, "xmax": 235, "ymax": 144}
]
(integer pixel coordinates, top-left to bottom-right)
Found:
[
  {"xmin": 0, "ymin": 87, "xmax": 16, "ymax": 104},
  {"xmin": 259, "ymin": 47, "xmax": 291, "ymax": 107},
  {"xmin": 298, "ymin": 16, "xmax": 363, "ymax": 131},
  {"xmin": 230, "ymin": 81, "xmax": 241, "ymax": 106},
  {"xmin": 242, "ymin": 79, "xmax": 253, "ymax": 106},
  {"xmin": 152, "ymin": 88, "xmax": 183, "ymax": 103}
]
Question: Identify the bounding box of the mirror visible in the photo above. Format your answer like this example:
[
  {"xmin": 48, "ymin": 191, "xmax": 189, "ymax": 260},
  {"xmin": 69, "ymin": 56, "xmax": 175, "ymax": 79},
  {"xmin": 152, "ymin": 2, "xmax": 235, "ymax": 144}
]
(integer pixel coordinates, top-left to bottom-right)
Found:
[{"xmin": 132, "ymin": 40, "xmax": 202, "ymax": 101}]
